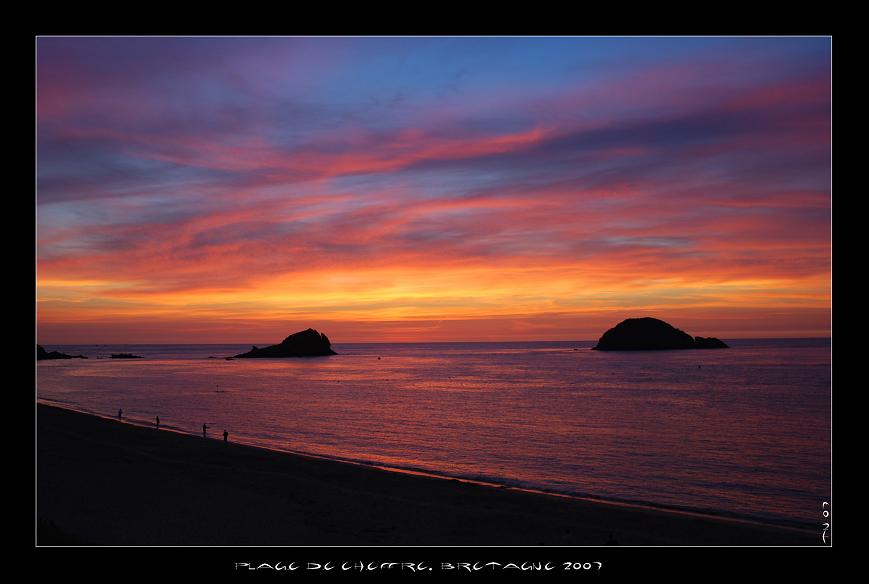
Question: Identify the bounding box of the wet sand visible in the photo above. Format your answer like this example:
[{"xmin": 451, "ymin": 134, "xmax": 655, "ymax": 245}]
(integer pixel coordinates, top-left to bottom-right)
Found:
[{"xmin": 36, "ymin": 404, "xmax": 815, "ymax": 546}]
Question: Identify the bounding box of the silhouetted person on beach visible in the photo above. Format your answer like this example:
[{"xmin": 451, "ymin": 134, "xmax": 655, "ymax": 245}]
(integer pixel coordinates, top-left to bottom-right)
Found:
[
  {"xmin": 223, "ymin": 429, "xmax": 228, "ymax": 443},
  {"xmin": 155, "ymin": 416, "xmax": 160, "ymax": 429},
  {"xmin": 118, "ymin": 409, "xmax": 122, "ymax": 420},
  {"xmin": 202, "ymin": 423, "xmax": 209, "ymax": 438}
]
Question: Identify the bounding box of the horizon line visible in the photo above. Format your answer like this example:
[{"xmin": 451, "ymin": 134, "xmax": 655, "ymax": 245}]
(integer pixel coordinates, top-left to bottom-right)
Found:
[{"xmin": 38, "ymin": 336, "xmax": 832, "ymax": 346}]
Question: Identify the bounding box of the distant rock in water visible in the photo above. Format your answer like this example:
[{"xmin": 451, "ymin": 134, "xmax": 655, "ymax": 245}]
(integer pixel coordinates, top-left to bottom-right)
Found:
[
  {"xmin": 234, "ymin": 328, "xmax": 337, "ymax": 358},
  {"xmin": 110, "ymin": 353, "xmax": 144, "ymax": 359},
  {"xmin": 592, "ymin": 318, "xmax": 728, "ymax": 351},
  {"xmin": 693, "ymin": 336, "xmax": 729, "ymax": 349},
  {"xmin": 37, "ymin": 345, "xmax": 87, "ymax": 360}
]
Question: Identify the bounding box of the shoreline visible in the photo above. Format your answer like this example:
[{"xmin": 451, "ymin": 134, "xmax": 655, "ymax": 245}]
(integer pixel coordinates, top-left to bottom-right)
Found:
[
  {"xmin": 37, "ymin": 398, "xmax": 814, "ymax": 533},
  {"xmin": 37, "ymin": 403, "xmax": 817, "ymax": 546}
]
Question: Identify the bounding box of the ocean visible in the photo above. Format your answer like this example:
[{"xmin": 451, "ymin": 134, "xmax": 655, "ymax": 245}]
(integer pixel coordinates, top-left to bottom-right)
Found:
[{"xmin": 36, "ymin": 338, "xmax": 831, "ymax": 530}]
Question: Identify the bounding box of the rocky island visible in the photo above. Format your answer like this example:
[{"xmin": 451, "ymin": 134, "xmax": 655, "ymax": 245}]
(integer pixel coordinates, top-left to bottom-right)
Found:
[
  {"xmin": 592, "ymin": 318, "xmax": 728, "ymax": 351},
  {"xmin": 110, "ymin": 353, "xmax": 144, "ymax": 359},
  {"xmin": 37, "ymin": 345, "xmax": 87, "ymax": 360},
  {"xmin": 234, "ymin": 328, "xmax": 337, "ymax": 358}
]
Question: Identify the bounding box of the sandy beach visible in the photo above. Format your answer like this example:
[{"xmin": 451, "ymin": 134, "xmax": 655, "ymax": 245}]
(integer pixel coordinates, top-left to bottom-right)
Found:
[{"xmin": 36, "ymin": 404, "xmax": 815, "ymax": 546}]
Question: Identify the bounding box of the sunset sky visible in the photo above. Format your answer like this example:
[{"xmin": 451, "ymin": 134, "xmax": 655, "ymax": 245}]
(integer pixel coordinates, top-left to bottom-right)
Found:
[{"xmin": 36, "ymin": 37, "xmax": 831, "ymax": 343}]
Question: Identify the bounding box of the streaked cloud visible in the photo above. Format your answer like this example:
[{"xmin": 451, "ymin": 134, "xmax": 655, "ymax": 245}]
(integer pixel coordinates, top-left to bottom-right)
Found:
[{"xmin": 37, "ymin": 37, "xmax": 831, "ymax": 342}]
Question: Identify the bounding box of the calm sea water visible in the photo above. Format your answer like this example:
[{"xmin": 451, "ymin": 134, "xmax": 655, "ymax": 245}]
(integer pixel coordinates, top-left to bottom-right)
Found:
[{"xmin": 36, "ymin": 339, "xmax": 831, "ymax": 529}]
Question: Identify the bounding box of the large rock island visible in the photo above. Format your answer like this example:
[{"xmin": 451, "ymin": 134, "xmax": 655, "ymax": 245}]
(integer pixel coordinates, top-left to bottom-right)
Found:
[
  {"xmin": 592, "ymin": 318, "xmax": 728, "ymax": 351},
  {"xmin": 37, "ymin": 345, "xmax": 87, "ymax": 360},
  {"xmin": 234, "ymin": 328, "xmax": 337, "ymax": 358}
]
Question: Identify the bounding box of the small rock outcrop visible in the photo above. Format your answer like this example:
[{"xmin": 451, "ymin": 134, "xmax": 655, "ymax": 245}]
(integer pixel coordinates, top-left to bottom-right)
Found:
[
  {"xmin": 592, "ymin": 318, "xmax": 728, "ymax": 351},
  {"xmin": 110, "ymin": 353, "xmax": 144, "ymax": 359},
  {"xmin": 37, "ymin": 345, "xmax": 87, "ymax": 360},
  {"xmin": 234, "ymin": 328, "xmax": 337, "ymax": 358},
  {"xmin": 693, "ymin": 336, "xmax": 729, "ymax": 349}
]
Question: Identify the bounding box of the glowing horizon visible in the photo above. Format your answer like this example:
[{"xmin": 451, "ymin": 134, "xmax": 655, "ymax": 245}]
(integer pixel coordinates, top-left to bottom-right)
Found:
[{"xmin": 37, "ymin": 37, "xmax": 831, "ymax": 344}]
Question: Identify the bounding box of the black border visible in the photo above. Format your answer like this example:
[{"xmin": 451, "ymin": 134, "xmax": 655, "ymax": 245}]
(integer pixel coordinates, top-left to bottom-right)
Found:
[{"xmin": 29, "ymin": 31, "xmax": 837, "ymax": 578}]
